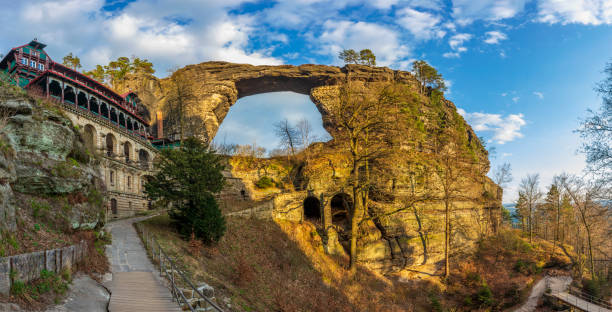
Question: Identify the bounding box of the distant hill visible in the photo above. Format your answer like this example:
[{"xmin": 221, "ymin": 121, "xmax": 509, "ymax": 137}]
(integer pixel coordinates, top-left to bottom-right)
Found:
[{"xmin": 503, "ymin": 203, "xmax": 518, "ymax": 223}]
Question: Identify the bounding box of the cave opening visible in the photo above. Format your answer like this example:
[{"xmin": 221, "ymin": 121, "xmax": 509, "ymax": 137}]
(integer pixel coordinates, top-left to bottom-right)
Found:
[
  {"xmin": 303, "ymin": 196, "xmax": 321, "ymax": 221},
  {"xmin": 330, "ymin": 193, "xmax": 352, "ymax": 230}
]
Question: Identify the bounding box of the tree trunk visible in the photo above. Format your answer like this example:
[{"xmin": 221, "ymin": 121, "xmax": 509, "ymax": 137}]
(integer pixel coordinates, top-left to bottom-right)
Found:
[
  {"xmin": 349, "ymin": 154, "xmax": 360, "ymax": 273},
  {"xmin": 552, "ymin": 201, "xmax": 560, "ymax": 259},
  {"xmin": 444, "ymin": 198, "xmax": 450, "ymax": 278},
  {"xmin": 528, "ymin": 203, "xmax": 533, "ymax": 243},
  {"xmin": 585, "ymin": 226, "xmax": 595, "ymax": 279}
]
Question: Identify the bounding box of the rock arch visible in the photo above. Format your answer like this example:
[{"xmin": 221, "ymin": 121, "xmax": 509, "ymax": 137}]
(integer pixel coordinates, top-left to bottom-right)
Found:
[{"xmin": 152, "ymin": 62, "xmax": 415, "ymax": 142}]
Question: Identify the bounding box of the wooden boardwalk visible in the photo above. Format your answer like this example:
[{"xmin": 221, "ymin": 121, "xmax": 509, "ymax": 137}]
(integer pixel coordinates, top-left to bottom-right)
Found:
[
  {"xmin": 108, "ymin": 271, "xmax": 182, "ymax": 312},
  {"xmin": 106, "ymin": 218, "xmax": 182, "ymax": 312},
  {"xmin": 552, "ymin": 292, "xmax": 612, "ymax": 312}
]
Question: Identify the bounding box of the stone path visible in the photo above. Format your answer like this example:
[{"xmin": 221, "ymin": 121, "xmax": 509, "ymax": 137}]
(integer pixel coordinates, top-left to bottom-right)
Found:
[
  {"xmin": 105, "ymin": 217, "xmax": 181, "ymax": 312},
  {"xmin": 0, "ymin": 275, "xmax": 110, "ymax": 312}
]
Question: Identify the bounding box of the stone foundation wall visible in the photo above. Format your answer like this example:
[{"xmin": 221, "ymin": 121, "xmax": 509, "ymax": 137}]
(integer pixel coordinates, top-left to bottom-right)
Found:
[{"xmin": 0, "ymin": 241, "xmax": 88, "ymax": 296}]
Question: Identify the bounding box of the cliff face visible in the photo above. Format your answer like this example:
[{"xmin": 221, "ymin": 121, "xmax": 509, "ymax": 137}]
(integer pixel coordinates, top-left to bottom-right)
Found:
[
  {"xmin": 0, "ymin": 83, "xmax": 105, "ymax": 235},
  {"xmin": 122, "ymin": 62, "xmax": 501, "ymax": 272}
]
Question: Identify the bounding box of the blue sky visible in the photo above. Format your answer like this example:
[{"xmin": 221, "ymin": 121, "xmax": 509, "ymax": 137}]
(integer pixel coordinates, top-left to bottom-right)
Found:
[{"xmin": 1, "ymin": 0, "xmax": 611, "ymax": 202}]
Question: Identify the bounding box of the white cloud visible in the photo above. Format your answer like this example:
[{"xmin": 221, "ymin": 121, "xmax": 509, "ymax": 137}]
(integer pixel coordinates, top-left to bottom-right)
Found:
[
  {"xmin": 4, "ymin": 0, "xmax": 283, "ymax": 76},
  {"xmin": 512, "ymin": 96, "xmax": 520, "ymax": 103},
  {"xmin": 484, "ymin": 31, "xmax": 508, "ymax": 44},
  {"xmin": 501, "ymin": 152, "xmax": 512, "ymax": 157},
  {"xmin": 451, "ymin": 0, "xmax": 529, "ymax": 25},
  {"xmin": 533, "ymin": 91, "xmax": 544, "ymax": 99},
  {"xmin": 501, "ymin": 92, "xmax": 508, "ymax": 97},
  {"xmin": 444, "ymin": 33, "xmax": 471, "ymax": 57},
  {"xmin": 449, "ymin": 33, "xmax": 472, "ymax": 49},
  {"xmin": 443, "ymin": 52, "xmax": 460, "ymax": 58},
  {"xmin": 318, "ymin": 20, "xmax": 411, "ymax": 67},
  {"xmin": 457, "ymin": 108, "xmax": 526, "ymax": 144},
  {"xmin": 396, "ymin": 8, "xmax": 445, "ymax": 40},
  {"xmin": 537, "ymin": 0, "xmax": 612, "ymax": 25}
]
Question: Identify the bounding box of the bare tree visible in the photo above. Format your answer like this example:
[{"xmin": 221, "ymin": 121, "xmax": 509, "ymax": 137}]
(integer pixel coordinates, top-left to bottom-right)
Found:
[
  {"xmin": 493, "ymin": 162, "xmax": 513, "ymax": 228},
  {"xmin": 577, "ymin": 62, "xmax": 612, "ymax": 184},
  {"xmin": 296, "ymin": 118, "xmax": 314, "ymax": 151},
  {"xmin": 274, "ymin": 119, "xmax": 301, "ymax": 157},
  {"xmin": 559, "ymin": 174, "xmax": 608, "ymax": 279},
  {"xmin": 519, "ymin": 174, "xmax": 542, "ymax": 243},
  {"xmin": 330, "ymin": 81, "xmax": 397, "ymax": 272}
]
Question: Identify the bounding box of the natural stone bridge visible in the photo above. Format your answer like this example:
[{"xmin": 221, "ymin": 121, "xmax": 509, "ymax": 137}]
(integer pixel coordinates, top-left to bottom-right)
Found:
[
  {"xmin": 123, "ymin": 62, "xmax": 501, "ymax": 273},
  {"xmin": 131, "ymin": 61, "xmax": 418, "ymax": 141}
]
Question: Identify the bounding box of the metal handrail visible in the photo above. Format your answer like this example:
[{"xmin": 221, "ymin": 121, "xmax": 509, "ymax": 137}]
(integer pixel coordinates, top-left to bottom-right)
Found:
[
  {"xmin": 567, "ymin": 286, "xmax": 612, "ymax": 309},
  {"xmin": 135, "ymin": 223, "xmax": 224, "ymax": 312},
  {"xmin": 551, "ymin": 286, "xmax": 612, "ymax": 312}
]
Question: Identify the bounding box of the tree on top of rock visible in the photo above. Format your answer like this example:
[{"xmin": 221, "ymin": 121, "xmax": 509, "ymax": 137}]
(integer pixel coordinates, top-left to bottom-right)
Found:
[
  {"xmin": 83, "ymin": 56, "xmax": 156, "ymax": 90},
  {"xmin": 338, "ymin": 49, "xmax": 376, "ymax": 66},
  {"xmin": 62, "ymin": 53, "xmax": 82, "ymax": 71},
  {"xmin": 412, "ymin": 60, "xmax": 446, "ymax": 94}
]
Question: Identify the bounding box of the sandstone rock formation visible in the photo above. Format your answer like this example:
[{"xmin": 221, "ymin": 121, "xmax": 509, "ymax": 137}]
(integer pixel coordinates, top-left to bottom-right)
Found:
[
  {"xmin": 122, "ymin": 62, "xmax": 502, "ymax": 273},
  {"xmin": 0, "ymin": 83, "xmax": 105, "ymax": 232}
]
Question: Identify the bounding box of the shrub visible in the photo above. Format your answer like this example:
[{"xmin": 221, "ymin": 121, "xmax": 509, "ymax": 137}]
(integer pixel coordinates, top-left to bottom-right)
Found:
[
  {"xmin": 428, "ymin": 291, "xmax": 443, "ymax": 312},
  {"xmin": 476, "ymin": 283, "xmax": 494, "ymax": 307},
  {"xmin": 51, "ymin": 160, "xmax": 80, "ymax": 178},
  {"xmin": 255, "ymin": 176, "xmax": 275, "ymax": 189},
  {"xmin": 514, "ymin": 259, "xmax": 541, "ymax": 275},
  {"xmin": 11, "ymin": 280, "xmax": 26, "ymax": 295},
  {"xmin": 582, "ymin": 278, "xmax": 606, "ymax": 300}
]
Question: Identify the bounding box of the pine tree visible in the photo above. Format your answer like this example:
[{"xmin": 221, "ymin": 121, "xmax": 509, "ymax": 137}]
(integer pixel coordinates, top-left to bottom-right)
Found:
[{"xmin": 144, "ymin": 138, "xmax": 226, "ymax": 243}]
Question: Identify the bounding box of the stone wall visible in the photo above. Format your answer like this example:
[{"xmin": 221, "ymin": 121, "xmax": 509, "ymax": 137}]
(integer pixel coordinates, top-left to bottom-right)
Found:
[{"xmin": 0, "ymin": 241, "xmax": 88, "ymax": 296}]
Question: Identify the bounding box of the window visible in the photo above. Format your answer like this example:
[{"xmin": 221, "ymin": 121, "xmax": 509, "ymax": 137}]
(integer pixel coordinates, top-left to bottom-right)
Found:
[
  {"xmin": 110, "ymin": 171, "xmax": 115, "ymax": 186},
  {"xmin": 38, "ymin": 63, "xmax": 44, "ymax": 71},
  {"xmin": 21, "ymin": 58, "xmax": 27, "ymax": 65},
  {"xmin": 30, "ymin": 60, "xmax": 36, "ymax": 68},
  {"xmin": 127, "ymin": 176, "xmax": 132, "ymax": 189}
]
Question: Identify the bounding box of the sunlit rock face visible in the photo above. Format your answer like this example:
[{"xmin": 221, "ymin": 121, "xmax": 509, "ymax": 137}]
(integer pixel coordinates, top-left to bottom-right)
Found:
[{"xmin": 125, "ymin": 62, "xmax": 502, "ymax": 273}]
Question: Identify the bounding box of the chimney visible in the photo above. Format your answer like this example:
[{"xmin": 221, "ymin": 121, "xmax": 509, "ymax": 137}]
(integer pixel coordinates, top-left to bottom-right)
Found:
[{"xmin": 156, "ymin": 111, "xmax": 163, "ymax": 139}]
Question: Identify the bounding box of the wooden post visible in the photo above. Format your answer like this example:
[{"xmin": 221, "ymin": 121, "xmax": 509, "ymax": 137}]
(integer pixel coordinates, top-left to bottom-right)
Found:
[
  {"xmin": 61, "ymin": 81, "xmax": 64, "ymax": 103},
  {"xmin": 75, "ymin": 89, "xmax": 79, "ymax": 107},
  {"xmin": 45, "ymin": 76, "xmax": 49, "ymax": 98}
]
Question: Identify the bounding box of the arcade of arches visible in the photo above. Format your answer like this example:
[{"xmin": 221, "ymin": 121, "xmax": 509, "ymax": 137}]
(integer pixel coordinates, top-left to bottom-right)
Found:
[{"xmin": 65, "ymin": 108, "xmax": 158, "ymax": 220}]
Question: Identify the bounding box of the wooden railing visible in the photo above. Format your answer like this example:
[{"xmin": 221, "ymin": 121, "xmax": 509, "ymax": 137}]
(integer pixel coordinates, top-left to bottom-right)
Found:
[{"xmin": 134, "ymin": 223, "xmax": 224, "ymax": 312}]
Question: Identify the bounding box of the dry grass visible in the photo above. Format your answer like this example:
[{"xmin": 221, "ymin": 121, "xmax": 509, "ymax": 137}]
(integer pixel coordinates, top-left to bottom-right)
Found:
[
  {"xmin": 443, "ymin": 229, "xmax": 573, "ymax": 311},
  {"xmin": 140, "ymin": 214, "xmax": 440, "ymax": 311},
  {"xmin": 140, "ymin": 215, "xmax": 573, "ymax": 312}
]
